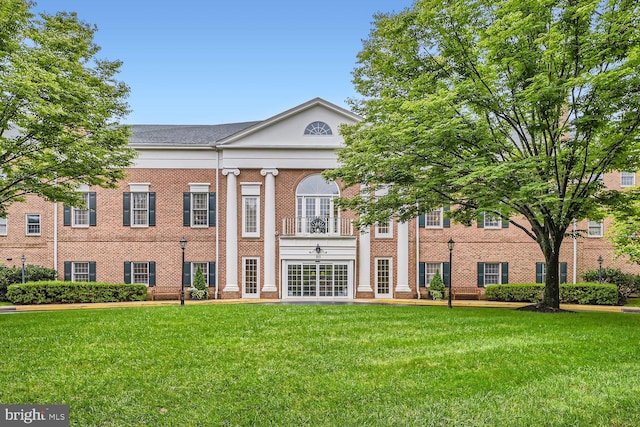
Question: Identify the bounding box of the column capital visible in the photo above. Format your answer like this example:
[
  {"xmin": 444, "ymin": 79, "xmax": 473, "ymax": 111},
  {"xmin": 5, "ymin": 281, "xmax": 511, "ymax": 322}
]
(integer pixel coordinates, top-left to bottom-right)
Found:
[
  {"xmin": 222, "ymin": 168, "xmax": 240, "ymax": 176},
  {"xmin": 260, "ymin": 168, "xmax": 279, "ymax": 177}
]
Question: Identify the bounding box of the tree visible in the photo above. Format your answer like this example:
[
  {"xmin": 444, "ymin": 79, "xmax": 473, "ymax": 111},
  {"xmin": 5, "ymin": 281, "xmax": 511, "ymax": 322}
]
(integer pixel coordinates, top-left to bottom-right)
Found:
[
  {"xmin": 325, "ymin": 0, "xmax": 640, "ymax": 310},
  {"xmin": 0, "ymin": 0, "xmax": 135, "ymax": 215},
  {"xmin": 608, "ymin": 189, "xmax": 640, "ymax": 264}
]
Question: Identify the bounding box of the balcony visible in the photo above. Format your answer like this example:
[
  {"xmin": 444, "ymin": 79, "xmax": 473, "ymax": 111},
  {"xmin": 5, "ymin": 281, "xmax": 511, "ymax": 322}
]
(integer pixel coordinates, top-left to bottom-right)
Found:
[{"xmin": 281, "ymin": 217, "xmax": 354, "ymax": 237}]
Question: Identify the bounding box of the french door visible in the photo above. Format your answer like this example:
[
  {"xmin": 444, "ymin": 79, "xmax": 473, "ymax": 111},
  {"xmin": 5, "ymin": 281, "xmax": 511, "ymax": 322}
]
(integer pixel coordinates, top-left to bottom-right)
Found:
[{"xmin": 286, "ymin": 262, "xmax": 349, "ymax": 298}]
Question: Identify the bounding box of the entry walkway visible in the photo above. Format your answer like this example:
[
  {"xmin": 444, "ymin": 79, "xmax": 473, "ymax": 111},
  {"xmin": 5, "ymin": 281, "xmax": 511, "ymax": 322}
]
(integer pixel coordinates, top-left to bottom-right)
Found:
[{"xmin": 1, "ymin": 298, "xmax": 638, "ymax": 313}]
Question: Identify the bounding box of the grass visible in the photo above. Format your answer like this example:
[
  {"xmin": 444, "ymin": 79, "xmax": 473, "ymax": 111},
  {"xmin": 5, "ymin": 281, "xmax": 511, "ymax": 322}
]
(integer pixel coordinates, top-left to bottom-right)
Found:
[
  {"xmin": 1, "ymin": 304, "xmax": 639, "ymax": 426},
  {"xmin": 626, "ymin": 297, "xmax": 640, "ymax": 307}
]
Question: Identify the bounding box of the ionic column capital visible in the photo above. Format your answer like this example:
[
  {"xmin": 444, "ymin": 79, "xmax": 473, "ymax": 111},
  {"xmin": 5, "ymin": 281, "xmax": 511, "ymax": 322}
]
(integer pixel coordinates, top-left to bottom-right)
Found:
[
  {"xmin": 260, "ymin": 168, "xmax": 279, "ymax": 177},
  {"xmin": 222, "ymin": 168, "xmax": 240, "ymax": 176}
]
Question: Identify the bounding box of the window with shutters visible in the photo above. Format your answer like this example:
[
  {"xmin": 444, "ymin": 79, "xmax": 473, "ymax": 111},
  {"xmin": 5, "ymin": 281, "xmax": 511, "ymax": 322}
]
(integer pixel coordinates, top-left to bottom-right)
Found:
[
  {"xmin": 484, "ymin": 263, "xmax": 501, "ymax": 285},
  {"xmin": 191, "ymin": 262, "xmax": 208, "ymax": 287},
  {"xmin": 131, "ymin": 193, "xmax": 149, "ymax": 226},
  {"xmin": 72, "ymin": 262, "xmax": 90, "ymax": 282},
  {"xmin": 425, "ymin": 208, "xmax": 443, "ymax": 228},
  {"xmin": 191, "ymin": 193, "xmax": 209, "ymax": 227},
  {"xmin": 72, "ymin": 192, "xmax": 90, "ymax": 227},
  {"xmin": 132, "ymin": 262, "xmax": 149, "ymax": 285},
  {"xmin": 425, "ymin": 263, "xmax": 442, "ymax": 286},
  {"xmin": 484, "ymin": 214, "xmax": 501, "ymax": 229}
]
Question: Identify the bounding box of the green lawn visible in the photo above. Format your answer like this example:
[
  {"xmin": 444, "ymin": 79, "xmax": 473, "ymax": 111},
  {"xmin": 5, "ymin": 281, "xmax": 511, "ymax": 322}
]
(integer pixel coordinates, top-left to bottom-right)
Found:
[
  {"xmin": 626, "ymin": 297, "xmax": 640, "ymax": 307},
  {"xmin": 1, "ymin": 304, "xmax": 639, "ymax": 426}
]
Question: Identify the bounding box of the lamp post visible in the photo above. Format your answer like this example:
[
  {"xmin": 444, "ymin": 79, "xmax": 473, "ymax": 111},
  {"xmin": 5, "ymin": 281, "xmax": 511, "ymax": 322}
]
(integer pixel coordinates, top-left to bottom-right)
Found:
[
  {"xmin": 447, "ymin": 238, "xmax": 455, "ymax": 309},
  {"xmin": 21, "ymin": 254, "xmax": 26, "ymax": 284},
  {"xmin": 180, "ymin": 237, "xmax": 187, "ymax": 306},
  {"xmin": 597, "ymin": 255, "xmax": 603, "ymax": 284}
]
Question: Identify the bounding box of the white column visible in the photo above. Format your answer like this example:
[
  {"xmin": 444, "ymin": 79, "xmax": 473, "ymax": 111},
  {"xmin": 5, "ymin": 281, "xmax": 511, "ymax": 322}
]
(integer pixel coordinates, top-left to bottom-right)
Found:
[
  {"xmin": 260, "ymin": 168, "xmax": 278, "ymax": 292},
  {"xmin": 358, "ymin": 227, "xmax": 373, "ymax": 292},
  {"xmin": 396, "ymin": 221, "xmax": 411, "ymax": 292},
  {"xmin": 222, "ymin": 168, "xmax": 240, "ymax": 292}
]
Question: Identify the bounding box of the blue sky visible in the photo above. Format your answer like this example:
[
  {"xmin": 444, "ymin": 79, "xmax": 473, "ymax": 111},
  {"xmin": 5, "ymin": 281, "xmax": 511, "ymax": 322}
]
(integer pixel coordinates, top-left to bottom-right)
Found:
[{"xmin": 33, "ymin": 1, "xmax": 414, "ymax": 125}]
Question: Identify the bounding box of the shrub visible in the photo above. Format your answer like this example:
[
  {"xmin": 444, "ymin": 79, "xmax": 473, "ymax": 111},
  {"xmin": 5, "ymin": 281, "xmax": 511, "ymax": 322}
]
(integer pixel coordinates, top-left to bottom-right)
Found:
[
  {"xmin": 188, "ymin": 266, "xmax": 209, "ymax": 300},
  {"xmin": 6, "ymin": 281, "xmax": 148, "ymax": 305},
  {"xmin": 0, "ymin": 265, "xmax": 57, "ymax": 301},
  {"xmin": 429, "ymin": 272, "xmax": 445, "ymax": 300},
  {"xmin": 485, "ymin": 283, "xmax": 618, "ymax": 305},
  {"xmin": 582, "ymin": 268, "xmax": 640, "ymax": 304}
]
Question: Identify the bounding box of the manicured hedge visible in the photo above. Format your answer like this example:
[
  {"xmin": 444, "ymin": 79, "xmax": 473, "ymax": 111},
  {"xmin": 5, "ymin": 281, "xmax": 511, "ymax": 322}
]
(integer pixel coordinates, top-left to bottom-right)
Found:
[
  {"xmin": 485, "ymin": 283, "xmax": 619, "ymax": 305},
  {"xmin": 6, "ymin": 281, "xmax": 148, "ymax": 305}
]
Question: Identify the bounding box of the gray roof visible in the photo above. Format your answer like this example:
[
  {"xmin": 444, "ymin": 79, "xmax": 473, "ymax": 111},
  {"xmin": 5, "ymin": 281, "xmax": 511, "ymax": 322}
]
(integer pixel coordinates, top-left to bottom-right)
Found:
[{"xmin": 128, "ymin": 122, "xmax": 261, "ymax": 146}]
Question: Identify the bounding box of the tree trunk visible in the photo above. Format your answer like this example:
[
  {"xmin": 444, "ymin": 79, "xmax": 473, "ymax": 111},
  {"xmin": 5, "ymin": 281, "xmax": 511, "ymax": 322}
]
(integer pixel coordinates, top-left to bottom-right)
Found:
[{"xmin": 542, "ymin": 245, "xmax": 561, "ymax": 309}]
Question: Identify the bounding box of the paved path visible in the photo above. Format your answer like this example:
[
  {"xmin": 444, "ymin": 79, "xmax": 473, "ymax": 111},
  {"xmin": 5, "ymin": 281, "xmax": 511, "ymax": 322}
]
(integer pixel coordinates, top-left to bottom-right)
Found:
[{"xmin": 1, "ymin": 298, "xmax": 639, "ymax": 313}]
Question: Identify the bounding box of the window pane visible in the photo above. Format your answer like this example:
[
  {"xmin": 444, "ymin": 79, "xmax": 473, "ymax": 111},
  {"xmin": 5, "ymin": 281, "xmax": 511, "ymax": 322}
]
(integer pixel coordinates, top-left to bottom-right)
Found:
[
  {"xmin": 191, "ymin": 263, "xmax": 208, "ymax": 286},
  {"xmin": 485, "ymin": 263, "xmax": 500, "ymax": 285},
  {"xmin": 132, "ymin": 193, "xmax": 148, "ymax": 226},
  {"xmin": 26, "ymin": 214, "xmax": 41, "ymax": 235},
  {"xmin": 484, "ymin": 214, "xmax": 501, "ymax": 228},
  {"xmin": 244, "ymin": 196, "xmax": 257, "ymax": 234},
  {"xmin": 425, "ymin": 209, "xmax": 442, "ymax": 228},
  {"xmin": 588, "ymin": 220, "xmax": 603, "ymax": 237},
  {"xmin": 376, "ymin": 259, "xmax": 390, "ymax": 294},
  {"xmin": 73, "ymin": 193, "xmax": 90, "ymax": 226},
  {"xmin": 426, "ymin": 263, "xmax": 441, "ymax": 285},
  {"xmin": 244, "ymin": 259, "xmax": 258, "ymax": 294},
  {"xmin": 73, "ymin": 262, "xmax": 89, "ymax": 282},
  {"xmin": 132, "ymin": 262, "xmax": 149, "ymax": 285},
  {"xmin": 621, "ymin": 172, "xmax": 635, "ymax": 187},
  {"xmin": 191, "ymin": 193, "xmax": 208, "ymax": 226},
  {"xmin": 0, "ymin": 217, "xmax": 6, "ymax": 235}
]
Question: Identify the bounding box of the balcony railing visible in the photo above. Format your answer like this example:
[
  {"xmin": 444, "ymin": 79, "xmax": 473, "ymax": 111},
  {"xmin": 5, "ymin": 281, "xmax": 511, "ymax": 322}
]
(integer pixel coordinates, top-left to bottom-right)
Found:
[{"xmin": 281, "ymin": 217, "xmax": 354, "ymax": 236}]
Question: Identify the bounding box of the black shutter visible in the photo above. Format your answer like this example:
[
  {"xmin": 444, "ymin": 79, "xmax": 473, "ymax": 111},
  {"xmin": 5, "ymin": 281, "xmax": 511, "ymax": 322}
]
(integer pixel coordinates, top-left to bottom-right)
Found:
[
  {"xmin": 183, "ymin": 262, "xmax": 191, "ymax": 287},
  {"xmin": 149, "ymin": 262, "xmax": 156, "ymax": 287},
  {"xmin": 64, "ymin": 262, "xmax": 71, "ymax": 281},
  {"xmin": 123, "ymin": 192, "xmax": 131, "ymax": 226},
  {"xmin": 63, "ymin": 206, "xmax": 71, "ymax": 226},
  {"xmin": 418, "ymin": 262, "xmax": 425, "ymax": 287},
  {"xmin": 89, "ymin": 192, "xmax": 97, "ymax": 226},
  {"xmin": 124, "ymin": 262, "xmax": 131, "ymax": 284},
  {"xmin": 208, "ymin": 262, "xmax": 216, "ymax": 287},
  {"xmin": 418, "ymin": 214, "xmax": 425, "ymax": 228},
  {"xmin": 501, "ymin": 262, "xmax": 509, "ymax": 284},
  {"xmin": 477, "ymin": 213, "xmax": 484, "ymax": 228},
  {"xmin": 183, "ymin": 193, "xmax": 191, "ymax": 226},
  {"xmin": 536, "ymin": 262, "xmax": 544, "ymax": 283},
  {"xmin": 208, "ymin": 192, "xmax": 216, "ymax": 226},
  {"xmin": 443, "ymin": 206, "xmax": 450, "ymax": 228},
  {"xmin": 148, "ymin": 192, "xmax": 156, "ymax": 226},
  {"xmin": 502, "ymin": 217, "xmax": 509, "ymax": 228},
  {"xmin": 89, "ymin": 262, "xmax": 96, "ymax": 282},
  {"xmin": 477, "ymin": 262, "xmax": 485, "ymax": 287},
  {"xmin": 560, "ymin": 262, "xmax": 567, "ymax": 284},
  {"xmin": 443, "ymin": 262, "xmax": 451, "ymax": 287}
]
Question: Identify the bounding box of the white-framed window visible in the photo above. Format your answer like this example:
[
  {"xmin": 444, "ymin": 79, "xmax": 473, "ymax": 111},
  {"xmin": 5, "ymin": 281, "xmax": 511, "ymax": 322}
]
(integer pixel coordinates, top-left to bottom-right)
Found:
[
  {"xmin": 484, "ymin": 263, "xmax": 501, "ymax": 285},
  {"xmin": 72, "ymin": 262, "xmax": 89, "ymax": 282},
  {"xmin": 425, "ymin": 208, "xmax": 443, "ymax": 228},
  {"xmin": 484, "ymin": 213, "xmax": 501, "ymax": 229},
  {"xmin": 304, "ymin": 121, "xmax": 332, "ymax": 135},
  {"xmin": 132, "ymin": 262, "xmax": 149, "ymax": 285},
  {"xmin": 621, "ymin": 172, "xmax": 636, "ymax": 187},
  {"xmin": 190, "ymin": 193, "xmax": 209, "ymax": 227},
  {"xmin": 588, "ymin": 220, "xmax": 603, "ymax": 237},
  {"xmin": 25, "ymin": 214, "xmax": 41, "ymax": 235},
  {"xmin": 296, "ymin": 174, "xmax": 339, "ymax": 234},
  {"xmin": 191, "ymin": 262, "xmax": 209, "ymax": 287},
  {"xmin": 375, "ymin": 219, "xmax": 393, "ymax": 238},
  {"xmin": 0, "ymin": 217, "xmax": 6, "ymax": 236},
  {"xmin": 242, "ymin": 196, "xmax": 259, "ymax": 237},
  {"xmin": 425, "ymin": 262, "xmax": 442, "ymax": 286},
  {"xmin": 131, "ymin": 193, "xmax": 149, "ymax": 227},
  {"xmin": 375, "ymin": 258, "xmax": 392, "ymax": 296},
  {"xmin": 243, "ymin": 257, "xmax": 259, "ymax": 296},
  {"xmin": 72, "ymin": 192, "xmax": 90, "ymax": 227}
]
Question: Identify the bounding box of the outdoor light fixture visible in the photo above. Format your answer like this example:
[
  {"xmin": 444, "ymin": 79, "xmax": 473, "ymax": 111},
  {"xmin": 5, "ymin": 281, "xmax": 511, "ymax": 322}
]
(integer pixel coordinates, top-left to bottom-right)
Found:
[
  {"xmin": 180, "ymin": 237, "xmax": 187, "ymax": 306},
  {"xmin": 21, "ymin": 254, "xmax": 26, "ymax": 284},
  {"xmin": 598, "ymin": 255, "xmax": 603, "ymax": 284},
  {"xmin": 447, "ymin": 239, "xmax": 455, "ymax": 309},
  {"xmin": 315, "ymin": 244, "xmax": 322, "ymax": 254}
]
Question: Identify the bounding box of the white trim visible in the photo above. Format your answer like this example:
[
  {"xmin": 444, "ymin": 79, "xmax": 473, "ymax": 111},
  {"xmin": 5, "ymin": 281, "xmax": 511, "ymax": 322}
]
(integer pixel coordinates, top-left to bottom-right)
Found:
[
  {"xmin": 424, "ymin": 208, "xmax": 444, "ymax": 229},
  {"xmin": 375, "ymin": 219, "xmax": 393, "ymax": 238},
  {"xmin": 188, "ymin": 183, "xmax": 210, "ymax": 193},
  {"xmin": 240, "ymin": 182, "xmax": 262, "ymax": 196},
  {"xmin": 242, "ymin": 195, "xmax": 260, "ymax": 238},
  {"xmin": 0, "ymin": 217, "xmax": 7, "ymax": 236},
  {"xmin": 587, "ymin": 220, "xmax": 603, "ymax": 238},
  {"xmin": 25, "ymin": 213, "xmax": 41, "ymax": 236},
  {"xmin": 128, "ymin": 183, "xmax": 150, "ymax": 192}
]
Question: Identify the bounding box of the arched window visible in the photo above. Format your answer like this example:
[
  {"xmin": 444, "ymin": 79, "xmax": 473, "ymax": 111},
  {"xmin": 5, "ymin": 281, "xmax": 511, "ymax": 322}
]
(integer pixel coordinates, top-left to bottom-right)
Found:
[
  {"xmin": 296, "ymin": 174, "xmax": 339, "ymax": 234},
  {"xmin": 304, "ymin": 121, "xmax": 332, "ymax": 135}
]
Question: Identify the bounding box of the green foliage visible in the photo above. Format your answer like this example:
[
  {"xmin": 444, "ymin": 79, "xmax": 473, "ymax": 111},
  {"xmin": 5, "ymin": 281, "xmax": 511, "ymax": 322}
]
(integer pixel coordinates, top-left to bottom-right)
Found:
[
  {"xmin": 6, "ymin": 281, "xmax": 147, "ymax": 304},
  {"xmin": 485, "ymin": 283, "xmax": 619, "ymax": 305},
  {"xmin": 0, "ymin": 0, "xmax": 135, "ymax": 216},
  {"xmin": 429, "ymin": 271, "xmax": 445, "ymax": 300},
  {"xmin": 324, "ymin": 0, "xmax": 640, "ymax": 309},
  {"xmin": 608, "ymin": 190, "xmax": 640, "ymax": 265},
  {"xmin": 582, "ymin": 268, "xmax": 640, "ymax": 304},
  {"xmin": 188, "ymin": 266, "xmax": 209, "ymax": 300},
  {"xmin": 0, "ymin": 264, "xmax": 57, "ymax": 301}
]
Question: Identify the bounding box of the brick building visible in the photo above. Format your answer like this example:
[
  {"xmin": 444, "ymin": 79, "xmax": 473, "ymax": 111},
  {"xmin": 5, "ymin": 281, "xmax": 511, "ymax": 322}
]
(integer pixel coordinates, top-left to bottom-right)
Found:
[{"xmin": 1, "ymin": 98, "xmax": 638, "ymax": 300}]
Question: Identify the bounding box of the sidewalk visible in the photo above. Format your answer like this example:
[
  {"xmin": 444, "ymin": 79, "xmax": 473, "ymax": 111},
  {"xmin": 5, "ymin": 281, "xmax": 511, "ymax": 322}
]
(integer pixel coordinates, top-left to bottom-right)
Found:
[{"xmin": 1, "ymin": 298, "xmax": 639, "ymax": 313}]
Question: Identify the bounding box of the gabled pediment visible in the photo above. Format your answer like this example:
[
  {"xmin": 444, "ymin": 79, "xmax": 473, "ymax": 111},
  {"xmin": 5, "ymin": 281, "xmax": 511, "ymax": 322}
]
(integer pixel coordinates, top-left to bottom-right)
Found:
[{"xmin": 218, "ymin": 98, "xmax": 361, "ymax": 149}]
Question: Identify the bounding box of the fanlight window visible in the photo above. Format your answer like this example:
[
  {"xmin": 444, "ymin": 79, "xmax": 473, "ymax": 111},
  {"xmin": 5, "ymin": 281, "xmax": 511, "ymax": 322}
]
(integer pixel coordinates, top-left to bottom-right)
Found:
[
  {"xmin": 296, "ymin": 174, "xmax": 339, "ymax": 234},
  {"xmin": 304, "ymin": 121, "xmax": 332, "ymax": 135}
]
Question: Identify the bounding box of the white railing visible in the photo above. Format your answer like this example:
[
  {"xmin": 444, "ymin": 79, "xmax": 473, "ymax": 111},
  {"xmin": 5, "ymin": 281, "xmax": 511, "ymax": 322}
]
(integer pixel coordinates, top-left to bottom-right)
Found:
[{"xmin": 281, "ymin": 217, "xmax": 353, "ymax": 236}]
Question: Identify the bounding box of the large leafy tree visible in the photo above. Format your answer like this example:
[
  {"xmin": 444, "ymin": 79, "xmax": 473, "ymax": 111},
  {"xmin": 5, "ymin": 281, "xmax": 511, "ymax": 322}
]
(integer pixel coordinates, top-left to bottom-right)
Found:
[
  {"xmin": 325, "ymin": 0, "xmax": 640, "ymax": 309},
  {"xmin": 0, "ymin": 0, "xmax": 134, "ymax": 214}
]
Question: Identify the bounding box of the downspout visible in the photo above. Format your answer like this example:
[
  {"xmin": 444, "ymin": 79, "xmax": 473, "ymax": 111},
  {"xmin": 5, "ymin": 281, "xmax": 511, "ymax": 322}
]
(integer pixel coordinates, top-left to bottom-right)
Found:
[
  {"xmin": 215, "ymin": 149, "xmax": 220, "ymax": 299},
  {"xmin": 53, "ymin": 202, "xmax": 58, "ymax": 275},
  {"xmin": 416, "ymin": 218, "xmax": 421, "ymax": 299},
  {"xmin": 573, "ymin": 219, "xmax": 577, "ymax": 284}
]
